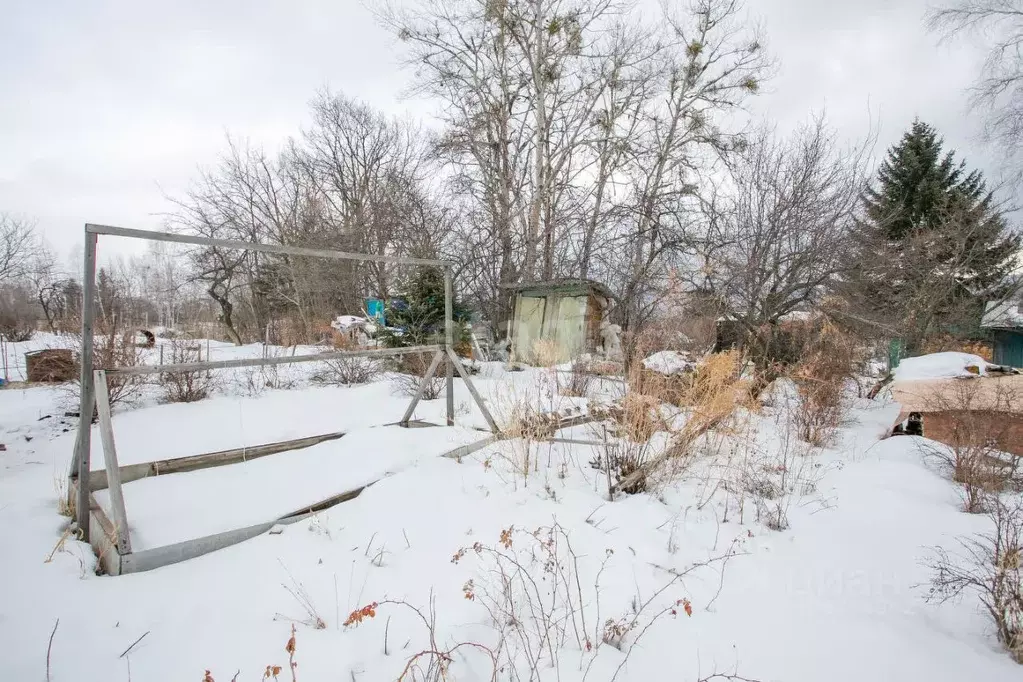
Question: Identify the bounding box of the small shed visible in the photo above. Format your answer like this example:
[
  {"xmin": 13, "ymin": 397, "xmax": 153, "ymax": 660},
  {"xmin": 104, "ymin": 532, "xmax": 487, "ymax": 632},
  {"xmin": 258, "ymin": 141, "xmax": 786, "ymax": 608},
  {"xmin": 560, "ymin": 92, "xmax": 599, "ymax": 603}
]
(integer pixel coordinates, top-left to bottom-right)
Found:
[
  {"xmin": 982, "ymin": 297, "xmax": 1023, "ymax": 368},
  {"xmin": 504, "ymin": 279, "xmax": 613, "ymax": 364}
]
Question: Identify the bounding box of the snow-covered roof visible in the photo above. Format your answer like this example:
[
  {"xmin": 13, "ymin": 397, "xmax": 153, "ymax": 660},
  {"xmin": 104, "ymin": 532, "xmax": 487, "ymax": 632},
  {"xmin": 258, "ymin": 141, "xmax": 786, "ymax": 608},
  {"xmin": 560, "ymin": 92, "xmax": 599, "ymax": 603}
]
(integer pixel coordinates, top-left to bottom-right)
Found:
[
  {"xmin": 981, "ymin": 298, "xmax": 1023, "ymax": 329},
  {"xmin": 892, "ymin": 352, "xmax": 996, "ymax": 381}
]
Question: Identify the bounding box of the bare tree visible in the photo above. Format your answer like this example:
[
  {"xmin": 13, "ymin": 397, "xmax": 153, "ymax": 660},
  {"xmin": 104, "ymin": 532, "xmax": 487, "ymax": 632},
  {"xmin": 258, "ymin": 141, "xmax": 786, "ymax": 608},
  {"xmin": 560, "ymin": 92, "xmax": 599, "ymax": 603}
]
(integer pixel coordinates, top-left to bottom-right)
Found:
[
  {"xmin": 694, "ymin": 116, "xmax": 873, "ymax": 376},
  {"xmin": 381, "ymin": 0, "xmax": 771, "ymax": 342},
  {"xmin": 0, "ymin": 213, "xmax": 38, "ymax": 284},
  {"xmin": 928, "ymin": 0, "xmax": 1023, "ymax": 172},
  {"xmin": 609, "ymin": 0, "xmax": 771, "ymax": 332}
]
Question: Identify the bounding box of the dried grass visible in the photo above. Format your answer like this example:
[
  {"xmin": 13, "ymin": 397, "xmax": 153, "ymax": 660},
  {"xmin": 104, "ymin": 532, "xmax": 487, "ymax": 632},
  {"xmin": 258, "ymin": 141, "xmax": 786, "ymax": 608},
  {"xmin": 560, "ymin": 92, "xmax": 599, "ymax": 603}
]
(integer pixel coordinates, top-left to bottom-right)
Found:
[
  {"xmin": 599, "ymin": 350, "xmax": 748, "ymax": 496},
  {"xmin": 531, "ymin": 338, "xmax": 561, "ymax": 368}
]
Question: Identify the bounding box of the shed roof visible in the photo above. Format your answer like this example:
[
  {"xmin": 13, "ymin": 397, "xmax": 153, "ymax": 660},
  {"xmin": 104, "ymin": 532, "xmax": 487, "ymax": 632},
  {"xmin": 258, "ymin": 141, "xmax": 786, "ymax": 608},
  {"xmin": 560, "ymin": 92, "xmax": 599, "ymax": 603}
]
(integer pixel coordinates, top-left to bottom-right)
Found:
[
  {"xmin": 502, "ymin": 278, "xmax": 615, "ymax": 300},
  {"xmin": 981, "ymin": 297, "xmax": 1023, "ymax": 330}
]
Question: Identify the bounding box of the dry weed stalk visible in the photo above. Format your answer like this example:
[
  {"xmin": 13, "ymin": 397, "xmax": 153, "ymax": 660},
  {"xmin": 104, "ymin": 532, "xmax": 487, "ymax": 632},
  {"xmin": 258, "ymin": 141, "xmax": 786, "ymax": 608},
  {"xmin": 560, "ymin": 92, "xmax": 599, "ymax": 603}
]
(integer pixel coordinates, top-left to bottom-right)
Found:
[
  {"xmin": 344, "ymin": 593, "xmax": 497, "ymax": 682},
  {"xmin": 276, "ymin": 561, "xmax": 327, "ymax": 629},
  {"xmin": 559, "ymin": 358, "xmax": 594, "ymax": 398},
  {"xmin": 491, "ymin": 361, "xmax": 579, "ymax": 485},
  {"xmin": 243, "ymin": 345, "xmax": 298, "ymax": 396},
  {"xmin": 444, "ymin": 522, "xmax": 740, "ymax": 681}
]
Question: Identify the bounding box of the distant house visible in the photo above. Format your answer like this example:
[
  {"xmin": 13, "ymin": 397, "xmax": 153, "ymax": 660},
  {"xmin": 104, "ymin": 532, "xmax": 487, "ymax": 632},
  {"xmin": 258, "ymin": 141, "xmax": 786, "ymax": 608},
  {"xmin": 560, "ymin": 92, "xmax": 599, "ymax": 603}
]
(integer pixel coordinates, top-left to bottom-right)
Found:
[{"xmin": 981, "ymin": 296, "xmax": 1023, "ymax": 368}]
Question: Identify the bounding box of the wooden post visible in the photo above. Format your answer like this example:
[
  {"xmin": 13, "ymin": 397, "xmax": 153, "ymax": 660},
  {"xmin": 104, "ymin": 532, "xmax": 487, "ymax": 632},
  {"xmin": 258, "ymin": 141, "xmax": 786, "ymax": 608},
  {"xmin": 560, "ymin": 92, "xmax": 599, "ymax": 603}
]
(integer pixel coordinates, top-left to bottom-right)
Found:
[
  {"xmin": 447, "ymin": 348, "xmax": 500, "ymax": 433},
  {"xmin": 94, "ymin": 370, "xmax": 131, "ymax": 554},
  {"xmin": 400, "ymin": 350, "xmax": 445, "ymax": 425},
  {"xmin": 73, "ymin": 229, "xmax": 98, "ymax": 540},
  {"xmin": 444, "ymin": 268, "xmax": 454, "ymax": 426}
]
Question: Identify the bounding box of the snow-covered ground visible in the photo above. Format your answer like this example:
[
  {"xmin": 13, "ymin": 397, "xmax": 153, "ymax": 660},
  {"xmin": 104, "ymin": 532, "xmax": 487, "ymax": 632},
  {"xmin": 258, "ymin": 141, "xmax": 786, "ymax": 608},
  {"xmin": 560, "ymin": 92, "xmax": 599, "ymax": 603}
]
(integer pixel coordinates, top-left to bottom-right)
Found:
[{"xmin": 0, "ymin": 337, "xmax": 1021, "ymax": 681}]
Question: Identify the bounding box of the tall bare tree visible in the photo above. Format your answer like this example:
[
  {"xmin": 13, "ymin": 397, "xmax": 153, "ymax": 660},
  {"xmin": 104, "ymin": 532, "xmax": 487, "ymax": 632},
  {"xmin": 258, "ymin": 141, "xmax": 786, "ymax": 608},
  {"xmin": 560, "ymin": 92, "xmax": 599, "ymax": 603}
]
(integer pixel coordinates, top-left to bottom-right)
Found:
[
  {"xmin": 694, "ymin": 116, "xmax": 873, "ymax": 374},
  {"xmin": 0, "ymin": 213, "xmax": 38, "ymax": 284},
  {"xmin": 381, "ymin": 0, "xmax": 770, "ymax": 341},
  {"xmin": 928, "ymin": 0, "xmax": 1023, "ymax": 172}
]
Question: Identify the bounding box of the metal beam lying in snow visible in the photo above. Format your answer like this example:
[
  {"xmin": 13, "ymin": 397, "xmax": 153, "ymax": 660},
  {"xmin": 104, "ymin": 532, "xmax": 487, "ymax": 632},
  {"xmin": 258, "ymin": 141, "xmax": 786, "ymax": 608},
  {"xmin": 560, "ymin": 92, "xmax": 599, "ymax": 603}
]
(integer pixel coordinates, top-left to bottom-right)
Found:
[
  {"xmin": 90, "ymin": 434, "xmax": 498, "ymax": 575},
  {"xmin": 88, "ymin": 431, "xmax": 348, "ymax": 490}
]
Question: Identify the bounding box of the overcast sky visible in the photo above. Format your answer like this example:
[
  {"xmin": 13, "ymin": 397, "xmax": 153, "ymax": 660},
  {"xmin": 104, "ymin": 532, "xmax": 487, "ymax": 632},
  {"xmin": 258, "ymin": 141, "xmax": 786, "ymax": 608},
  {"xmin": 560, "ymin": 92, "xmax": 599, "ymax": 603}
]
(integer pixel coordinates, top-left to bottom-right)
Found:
[{"xmin": 0, "ymin": 0, "xmax": 996, "ymax": 263}]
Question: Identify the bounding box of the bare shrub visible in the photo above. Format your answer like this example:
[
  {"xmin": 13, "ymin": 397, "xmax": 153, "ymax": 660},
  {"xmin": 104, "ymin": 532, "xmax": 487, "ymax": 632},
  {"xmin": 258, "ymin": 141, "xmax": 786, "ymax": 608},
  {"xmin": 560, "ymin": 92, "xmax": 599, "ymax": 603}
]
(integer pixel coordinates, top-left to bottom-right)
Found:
[
  {"xmin": 391, "ymin": 353, "xmax": 444, "ymax": 400},
  {"xmin": 242, "ymin": 346, "xmax": 298, "ymax": 396},
  {"xmin": 790, "ymin": 323, "xmax": 861, "ymax": 446},
  {"xmin": 312, "ymin": 355, "xmax": 380, "ymax": 386},
  {"xmin": 926, "ymin": 497, "xmax": 1023, "ymax": 663},
  {"xmin": 558, "ymin": 357, "xmax": 593, "ymax": 398},
  {"xmin": 160, "ymin": 341, "xmax": 217, "ymax": 403},
  {"xmin": 443, "ymin": 523, "xmax": 743, "ymax": 681},
  {"xmin": 68, "ymin": 328, "xmax": 146, "ymax": 409},
  {"xmin": 792, "ymin": 378, "xmax": 844, "ymax": 447},
  {"xmin": 634, "ymin": 308, "xmax": 719, "ymax": 357},
  {"xmin": 921, "ymin": 334, "xmax": 993, "ymax": 361},
  {"xmin": 0, "ymin": 285, "xmax": 37, "ymax": 342},
  {"xmin": 919, "ymin": 379, "xmax": 1023, "ymax": 513}
]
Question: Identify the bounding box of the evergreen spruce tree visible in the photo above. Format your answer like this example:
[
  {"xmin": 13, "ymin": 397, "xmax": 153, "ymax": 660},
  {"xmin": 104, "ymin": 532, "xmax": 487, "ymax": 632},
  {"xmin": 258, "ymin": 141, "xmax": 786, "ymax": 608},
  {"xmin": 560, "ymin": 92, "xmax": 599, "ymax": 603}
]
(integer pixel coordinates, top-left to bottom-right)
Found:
[
  {"xmin": 847, "ymin": 120, "xmax": 1020, "ymax": 350},
  {"xmin": 378, "ymin": 267, "xmax": 471, "ymax": 348}
]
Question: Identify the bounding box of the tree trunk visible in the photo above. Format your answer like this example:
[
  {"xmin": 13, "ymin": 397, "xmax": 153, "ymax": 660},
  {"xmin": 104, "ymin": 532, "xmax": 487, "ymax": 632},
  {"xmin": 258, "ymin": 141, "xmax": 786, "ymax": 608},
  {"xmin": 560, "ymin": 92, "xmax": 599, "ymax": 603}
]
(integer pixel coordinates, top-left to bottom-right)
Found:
[{"xmin": 209, "ymin": 286, "xmax": 243, "ymax": 346}]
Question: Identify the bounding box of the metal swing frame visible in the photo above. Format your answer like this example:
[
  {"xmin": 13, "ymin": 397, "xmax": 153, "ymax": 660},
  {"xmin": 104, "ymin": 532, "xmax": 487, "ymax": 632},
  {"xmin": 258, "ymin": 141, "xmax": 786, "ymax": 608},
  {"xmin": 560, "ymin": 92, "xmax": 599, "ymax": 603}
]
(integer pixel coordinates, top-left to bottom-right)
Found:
[{"xmin": 69, "ymin": 224, "xmax": 498, "ymax": 574}]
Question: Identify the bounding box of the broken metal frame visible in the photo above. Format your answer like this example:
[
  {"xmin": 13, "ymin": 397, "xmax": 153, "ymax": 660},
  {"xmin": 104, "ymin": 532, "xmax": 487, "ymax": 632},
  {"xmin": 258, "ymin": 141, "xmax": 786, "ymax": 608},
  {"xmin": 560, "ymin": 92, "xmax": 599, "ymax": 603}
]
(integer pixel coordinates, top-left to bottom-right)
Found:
[{"xmin": 69, "ymin": 224, "xmax": 499, "ymax": 574}]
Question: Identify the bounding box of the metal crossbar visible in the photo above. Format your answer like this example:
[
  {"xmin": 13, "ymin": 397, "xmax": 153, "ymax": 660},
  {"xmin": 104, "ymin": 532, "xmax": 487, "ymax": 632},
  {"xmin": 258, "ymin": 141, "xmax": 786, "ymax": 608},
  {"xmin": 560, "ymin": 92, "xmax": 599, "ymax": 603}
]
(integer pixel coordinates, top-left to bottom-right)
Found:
[
  {"xmin": 85, "ymin": 224, "xmax": 451, "ymax": 267},
  {"xmin": 104, "ymin": 345, "xmax": 441, "ymax": 376}
]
